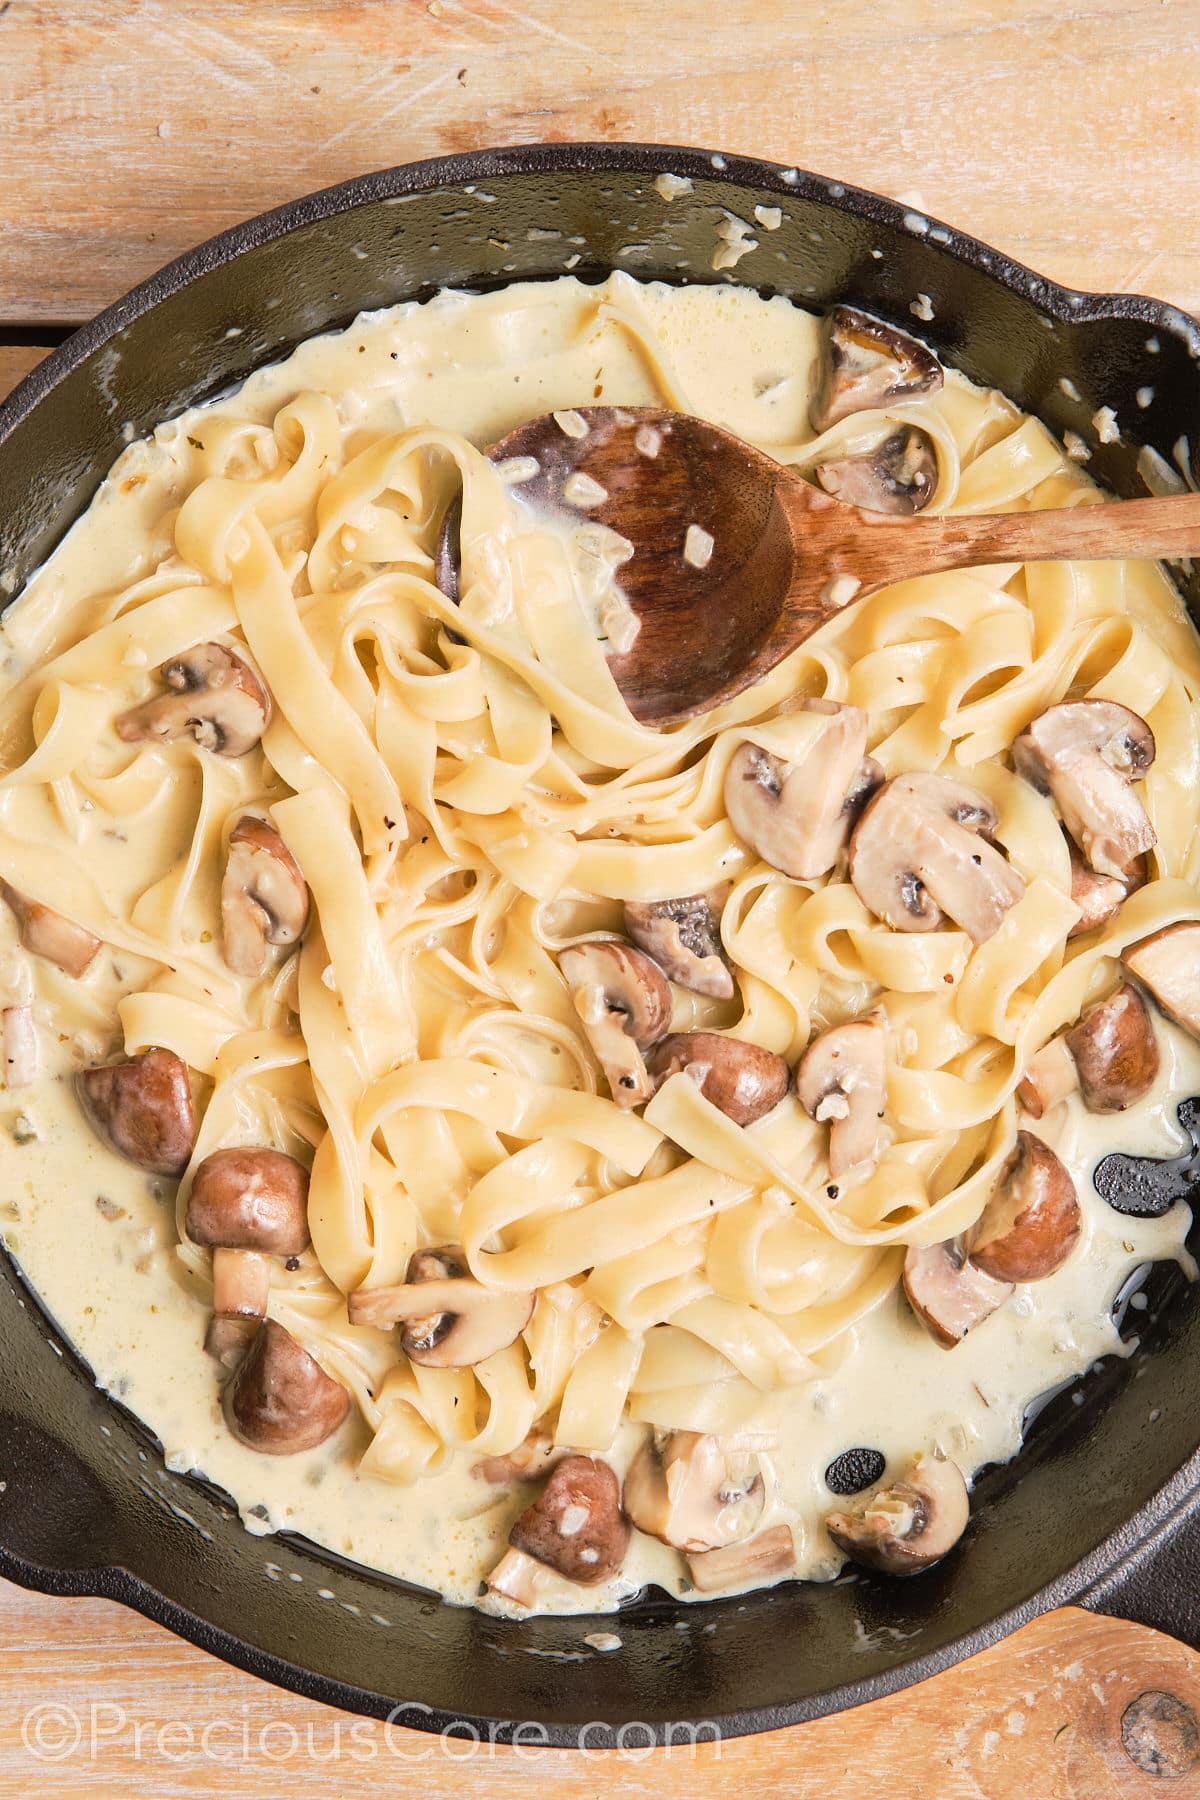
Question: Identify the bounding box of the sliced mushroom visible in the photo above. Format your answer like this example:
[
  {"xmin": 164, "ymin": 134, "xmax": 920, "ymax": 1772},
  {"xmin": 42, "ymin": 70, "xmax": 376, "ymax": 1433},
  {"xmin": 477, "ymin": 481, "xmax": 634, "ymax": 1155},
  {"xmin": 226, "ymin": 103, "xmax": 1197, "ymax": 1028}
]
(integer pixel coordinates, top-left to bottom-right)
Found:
[
  {"xmin": 0, "ymin": 881, "xmax": 101, "ymax": 978},
  {"xmin": 1123, "ymin": 922, "xmax": 1200, "ymax": 1040},
  {"xmin": 1012, "ymin": 701, "xmax": 1156, "ymax": 879},
  {"xmin": 795, "ymin": 1014, "xmax": 887, "ymax": 1178},
  {"xmin": 723, "ymin": 702, "xmax": 870, "ymax": 880},
  {"xmin": 623, "ymin": 1431, "xmax": 764, "ymax": 1552},
  {"xmin": 221, "ymin": 815, "xmax": 310, "ymax": 978},
  {"xmin": 825, "ymin": 1453, "xmax": 968, "ymax": 1575},
  {"xmin": 347, "ymin": 1245, "xmax": 534, "ymax": 1368},
  {"xmin": 849, "ymin": 772, "xmax": 1025, "ymax": 943},
  {"xmin": 687, "ymin": 1523, "xmax": 796, "ymax": 1594},
  {"xmin": 1017, "ymin": 1036, "xmax": 1079, "ymax": 1119},
  {"xmin": 969, "ymin": 1130, "xmax": 1081, "ymax": 1282},
  {"xmin": 507, "ymin": 1454, "xmax": 630, "ymax": 1584},
  {"xmin": 206, "ymin": 1249, "xmax": 272, "ymax": 1368},
  {"xmin": 815, "ymin": 425, "xmax": 938, "ymax": 516},
  {"xmin": 902, "ymin": 1240, "xmax": 1012, "ymax": 1348},
  {"xmin": 1067, "ymin": 836, "xmax": 1147, "ymax": 939},
  {"xmin": 186, "ymin": 1147, "xmax": 311, "ymax": 1253},
  {"xmin": 646, "ymin": 1031, "xmax": 789, "ymax": 1126},
  {"xmin": 472, "ymin": 1429, "xmax": 565, "ymax": 1486},
  {"xmin": 558, "ymin": 940, "xmax": 672, "ymax": 1108},
  {"xmin": 1065, "ymin": 982, "xmax": 1159, "ymax": 1112},
  {"xmin": 2, "ymin": 1002, "xmax": 37, "ymax": 1089},
  {"xmin": 76, "ymin": 1047, "xmax": 195, "ymax": 1175},
  {"xmin": 223, "ymin": 1318, "xmax": 350, "ymax": 1455},
  {"xmin": 810, "ymin": 305, "xmax": 944, "ymax": 433},
  {"xmin": 116, "ymin": 642, "xmax": 270, "ymax": 757},
  {"xmin": 624, "ymin": 888, "xmax": 734, "ymax": 1000},
  {"xmin": 485, "ymin": 1547, "xmax": 548, "ymax": 1608}
]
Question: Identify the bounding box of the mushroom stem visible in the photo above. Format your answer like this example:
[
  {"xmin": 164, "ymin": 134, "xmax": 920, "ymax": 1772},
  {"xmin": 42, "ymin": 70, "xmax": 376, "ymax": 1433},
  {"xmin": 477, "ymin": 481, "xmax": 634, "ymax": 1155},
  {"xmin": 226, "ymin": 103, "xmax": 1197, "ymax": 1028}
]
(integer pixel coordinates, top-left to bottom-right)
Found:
[
  {"xmin": 2, "ymin": 1004, "xmax": 37, "ymax": 1089},
  {"xmin": 686, "ymin": 1523, "xmax": 795, "ymax": 1593},
  {"xmin": 0, "ymin": 881, "xmax": 101, "ymax": 977}
]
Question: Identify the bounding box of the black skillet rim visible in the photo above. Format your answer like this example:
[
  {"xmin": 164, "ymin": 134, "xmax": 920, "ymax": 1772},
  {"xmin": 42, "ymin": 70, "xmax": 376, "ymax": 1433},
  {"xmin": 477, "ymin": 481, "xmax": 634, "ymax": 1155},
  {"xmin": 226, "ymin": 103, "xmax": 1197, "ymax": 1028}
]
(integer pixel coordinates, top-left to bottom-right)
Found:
[{"xmin": 2, "ymin": 139, "xmax": 1200, "ymax": 1745}]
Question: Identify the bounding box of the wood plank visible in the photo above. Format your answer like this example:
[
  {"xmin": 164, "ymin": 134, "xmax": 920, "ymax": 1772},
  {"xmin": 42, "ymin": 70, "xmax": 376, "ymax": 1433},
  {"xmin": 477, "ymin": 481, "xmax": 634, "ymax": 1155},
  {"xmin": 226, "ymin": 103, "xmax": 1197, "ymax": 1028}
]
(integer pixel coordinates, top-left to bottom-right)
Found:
[
  {"xmin": 2, "ymin": 1584, "xmax": 1198, "ymax": 1797},
  {"xmin": 0, "ymin": 347, "xmax": 53, "ymax": 401},
  {"xmin": 2, "ymin": 0, "xmax": 1199, "ymax": 323}
]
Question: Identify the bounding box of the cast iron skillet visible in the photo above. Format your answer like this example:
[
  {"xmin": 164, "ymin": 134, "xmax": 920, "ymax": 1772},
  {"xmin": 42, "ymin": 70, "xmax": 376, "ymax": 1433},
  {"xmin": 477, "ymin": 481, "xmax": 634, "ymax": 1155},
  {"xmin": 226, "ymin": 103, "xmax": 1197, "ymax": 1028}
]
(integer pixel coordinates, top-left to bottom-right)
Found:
[{"xmin": 2, "ymin": 143, "xmax": 1200, "ymax": 1747}]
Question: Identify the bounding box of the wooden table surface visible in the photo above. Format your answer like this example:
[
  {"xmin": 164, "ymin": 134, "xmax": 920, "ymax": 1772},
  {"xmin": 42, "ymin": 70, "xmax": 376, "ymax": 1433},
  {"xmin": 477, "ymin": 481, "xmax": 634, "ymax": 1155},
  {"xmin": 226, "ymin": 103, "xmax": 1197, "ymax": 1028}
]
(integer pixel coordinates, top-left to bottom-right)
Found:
[{"xmin": 4, "ymin": 1, "xmax": 1200, "ymax": 1793}]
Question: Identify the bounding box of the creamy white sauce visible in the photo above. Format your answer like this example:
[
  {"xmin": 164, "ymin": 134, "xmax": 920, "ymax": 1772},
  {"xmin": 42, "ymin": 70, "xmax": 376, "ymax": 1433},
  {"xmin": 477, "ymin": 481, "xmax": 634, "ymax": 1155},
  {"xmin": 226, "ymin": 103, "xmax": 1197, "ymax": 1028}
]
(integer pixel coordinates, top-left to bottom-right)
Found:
[{"xmin": 0, "ymin": 276, "xmax": 1195, "ymax": 1616}]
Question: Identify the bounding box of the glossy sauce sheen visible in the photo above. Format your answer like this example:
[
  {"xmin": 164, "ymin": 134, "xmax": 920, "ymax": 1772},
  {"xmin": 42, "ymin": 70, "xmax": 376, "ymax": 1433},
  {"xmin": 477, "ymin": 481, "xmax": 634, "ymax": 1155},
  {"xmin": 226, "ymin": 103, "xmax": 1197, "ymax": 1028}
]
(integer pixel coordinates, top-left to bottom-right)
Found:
[{"xmin": 0, "ymin": 277, "xmax": 1195, "ymax": 1615}]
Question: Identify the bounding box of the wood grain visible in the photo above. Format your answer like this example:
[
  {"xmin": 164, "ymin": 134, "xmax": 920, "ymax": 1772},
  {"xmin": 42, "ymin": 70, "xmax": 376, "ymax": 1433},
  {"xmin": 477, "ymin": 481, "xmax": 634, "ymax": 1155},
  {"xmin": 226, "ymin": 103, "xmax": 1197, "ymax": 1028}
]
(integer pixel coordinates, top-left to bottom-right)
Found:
[
  {"xmin": 0, "ymin": 346, "xmax": 53, "ymax": 399},
  {"xmin": 1, "ymin": 1585, "xmax": 1198, "ymax": 1797},
  {"xmin": 2, "ymin": 0, "xmax": 1200, "ymax": 323}
]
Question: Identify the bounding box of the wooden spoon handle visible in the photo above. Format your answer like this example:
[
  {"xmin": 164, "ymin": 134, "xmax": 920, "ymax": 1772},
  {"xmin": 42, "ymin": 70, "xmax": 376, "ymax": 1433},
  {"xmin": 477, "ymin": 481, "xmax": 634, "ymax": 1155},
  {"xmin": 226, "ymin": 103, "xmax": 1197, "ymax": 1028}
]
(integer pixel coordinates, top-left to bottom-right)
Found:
[{"xmin": 822, "ymin": 488, "xmax": 1200, "ymax": 587}]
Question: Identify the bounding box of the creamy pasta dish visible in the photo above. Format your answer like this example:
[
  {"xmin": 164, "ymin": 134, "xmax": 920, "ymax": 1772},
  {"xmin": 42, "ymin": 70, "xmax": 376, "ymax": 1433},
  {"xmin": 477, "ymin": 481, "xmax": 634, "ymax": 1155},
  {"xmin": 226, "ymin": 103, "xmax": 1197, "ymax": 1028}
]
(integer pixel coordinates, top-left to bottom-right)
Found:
[{"xmin": 2, "ymin": 272, "xmax": 1200, "ymax": 1615}]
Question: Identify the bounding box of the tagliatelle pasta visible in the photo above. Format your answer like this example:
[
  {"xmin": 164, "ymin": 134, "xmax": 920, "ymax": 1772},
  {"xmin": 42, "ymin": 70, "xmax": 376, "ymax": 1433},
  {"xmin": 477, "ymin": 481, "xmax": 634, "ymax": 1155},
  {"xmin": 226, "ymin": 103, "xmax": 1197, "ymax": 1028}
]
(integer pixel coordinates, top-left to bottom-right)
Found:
[{"xmin": 1, "ymin": 273, "xmax": 1199, "ymax": 1615}]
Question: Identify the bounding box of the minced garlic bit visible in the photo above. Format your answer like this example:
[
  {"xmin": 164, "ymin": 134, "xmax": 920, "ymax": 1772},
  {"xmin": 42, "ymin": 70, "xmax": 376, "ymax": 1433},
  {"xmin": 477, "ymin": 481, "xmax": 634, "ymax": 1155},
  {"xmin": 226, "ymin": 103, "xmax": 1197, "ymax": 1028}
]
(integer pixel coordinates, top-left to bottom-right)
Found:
[
  {"xmin": 654, "ymin": 173, "xmax": 693, "ymax": 202},
  {"xmin": 909, "ymin": 293, "xmax": 935, "ymax": 323},
  {"xmin": 496, "ymin": 454, "xmax": 540, "ymax": 484},
  {"xmin": 553, "ymin": 409, "xmax": 589, "ymax": 440},
  {"xmin": 822, "ymin": 573, "xmax": 862, "ymax": 609},
  {"xmin": 712, "ymin": 212, "xmax": 758, "ymax": 273},
  {"xmin": 1092, "ymin": 405, "xmax": 1120, "ymax": 445},
  {"xmin": 683, "ymin": 524, "xmax": 715, "ymax": 569},
  {"xmin": 754, "ymin": 204, "xmax": 783, "ymax": 231},
  {"xmin": 1064, "ymin": 430, "xmax": 1092, "ymax": 463},
  {"xmin": 598, "ymin": 590, "xmax": 641, "ymax": 655},
  {"xmin": 1058, "ymin": 377, "xmax": 1082, "ymax": 402},
  {"xmin": 634, "ymin": 423, "xmax": 662, "ymax": 459},
  {"xmin": 563, "ymin": 471, "xmax": 608, "ymax": 508},
  {"xmin": 584, "ymin": 1631, "xmax": 623, "ymax": 1652}
]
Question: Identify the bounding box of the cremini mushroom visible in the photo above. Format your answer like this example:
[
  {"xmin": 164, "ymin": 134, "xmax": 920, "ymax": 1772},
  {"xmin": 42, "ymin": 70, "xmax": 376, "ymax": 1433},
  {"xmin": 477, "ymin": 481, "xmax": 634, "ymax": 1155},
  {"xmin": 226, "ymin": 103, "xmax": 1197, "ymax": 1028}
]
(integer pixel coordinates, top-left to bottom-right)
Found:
[
  {"xmin": 810, "ymin": 305, "xmax": 944, "ymax": 433},
  {"xmin": 723, "ymin": 701, "xmax": 872, "ymax": 880},
  {"xmin": 849, "ymin": 772, "xmax": 1025, "ymax": 943},
  {"xmin": 221, "ymin": 814, "xmax": 310, "ymax": 978},
  {"xmin": 686, "ymin": 1524, "xmax": 796, "ymax": 1594},
  {"xmin": 76, "ymin": 1046, "xmax": 195, "ymax": 1175},
  {"xmin": 1064, "ymin": 982, "xmax": 1159, "ymax": 1112},
  {"xmin": 0, "ymin": 881, "xmax": 101, "ymax": 978},
  {"xmin": 1067, "ymin": 836, "xmax": 1147, "ymax": 939},
  {"xmin": 1017, "ymin": 1036, "xmax": 1080, "ymax": 1120},
  {"xmin": 505, "ymin": 1454, "xmax": 631, "ymax": 1584},
  {"xmin": 472, "ymin": 1428, "xmax": 565, "ymax": 1486},
  {"xmin": 624, "ymin": 888, "xmax": 734, "ymax": 1000},
  {"xmin": 646, "ymin": 1031, "xmax": 789, "ymax": 1126},
  {"xmin": 1012, "ymin": 701, "xmax": 1156, "ymax": 879},
  {"xmin": 1123, "ymin": 922, "xmax": 1200, "ymax": 1040},
  {"xmin": 347, "ymin": 1244, "xmax": 534, "ymax": 1368},
  {"xmin": 815, "ymin": 425, "xmax": 938, "ymax": 516},
  {"xmin": 186, "ymin": 1146, "xmax": 312, "ymax": 1365},
  {"xmin": 902, "ymin": 1240, "xmax": 1012, "ymax": 1347},
  {"xmin": 969, "ymin": 1130, "xmax": 1081, "ymax": 1282},
  {"xmin": 623, "ymin": 1431, "xmax": 764, "ymax": 1552},
  {"xmin": 116, "ymin": 642, "xmax": 270, "ymax": 757},
  {"xmin": 795, "ymin": 1014, "xmax": 887, "ymax": 1178},
  {"xmin": 558, "ymin": 940, "xmax": 672, "ymax": 1108},
  {"xmin": 825, "ymin": 1452, "xmax": 969, "ymax": 1575},
  {"xmin": 223, "ymin": 1318, "xmax": 350, "ymax": 1455}
]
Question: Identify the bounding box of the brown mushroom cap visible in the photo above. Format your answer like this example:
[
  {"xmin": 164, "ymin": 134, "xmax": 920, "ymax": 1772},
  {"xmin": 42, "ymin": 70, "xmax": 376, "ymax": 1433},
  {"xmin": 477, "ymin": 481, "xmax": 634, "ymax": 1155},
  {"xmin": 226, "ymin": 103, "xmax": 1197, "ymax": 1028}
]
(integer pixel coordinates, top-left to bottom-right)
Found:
[
  {"xmin": 223, "ymin": 1318, "xmax": 350, "ymax": 1455},
  {"xmin": 1065, "ymin": 982, "xmax": 1159, "ymax": 1112},
  {"xmin": 0, "ymin": 881, "xmax": 101, "ymax": 978},
  {"xmin": 559, "ymin": 939, "xmax": 672, "ymax": 1108},
  {"xmin": 1067, "ymin": 836, "xmax": 1147, "ymax": 939},
  {"xmin": 646, "ymin": 1031, "xmax": 789, "ymax": 1126},
  {"xmin": 75, "ymin": 1047, "xmax": 196, "ymax": 1175},
  {"xmin": 1122, "ymin": 922, "xmax": 1200, "ymax": 1040},
  {"xmin": 624, "ymin": 888, "xmax": 734, "ymax": 1000},
  {"xmin": 902, "ymin": 1240, "xmax": 1013, "ymax": 1347},
  {"xmin": 795, "ymin": 1014, "xmax": 887, "ymax": 1178},
  {"xmin": 348, "ymin": 1245, "xmax": 534, "ymax": 1368},
  {"xmin": 810, "ymin": 305, "xmax": 944, "ymax": 433},
  {"xmin": 116, "ymin": 643, "xmax": 271, "ymax": 757},
  {"xmin": 723, "ymin": 703, "xmax": 870, "ymax": 881},
  {"xmin": 507, "ymin": 1454, "xmax": 630, "ymax": 1584},
  {"xmin": 686, "ymin": 1523, "xmax": 796, "ymax": 1593},
  {"xmin": 826, "ymin": 1453, "xmax": 969, "ymax": 1575},
  {"xmin": 623, "ymin": 1431, "xmax": 765, "ymax": 1552},
  {"xmin": 969, "ymin": 1130, "xmax": 1081, "ymax": 1282},
  {"xmin": 815, "ymin": 425, "xmax": 938, "ymax": 516},
  {"xmin": 221, "ymin": 814, "xmax": 310, "ymax": 978},
  {"xmin": 1012, "ymin": 701, "xmax": 1156, "ymax": 879},
  {"xmin": 186, "ymin": 1147, "xmax": 311, "ymax": 1255},
  {"xmin": 849, "ymin": 772, "xmax": 1025, "ymax": 943}
]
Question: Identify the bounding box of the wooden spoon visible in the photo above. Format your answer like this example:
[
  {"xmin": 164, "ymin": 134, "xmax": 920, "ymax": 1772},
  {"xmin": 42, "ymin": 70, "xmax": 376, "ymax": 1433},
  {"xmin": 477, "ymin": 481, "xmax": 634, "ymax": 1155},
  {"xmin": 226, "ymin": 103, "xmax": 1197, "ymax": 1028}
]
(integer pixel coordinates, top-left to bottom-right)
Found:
[{"xmin": 439, "ymin": 405, "xmax": 1200, "ymax": 727}]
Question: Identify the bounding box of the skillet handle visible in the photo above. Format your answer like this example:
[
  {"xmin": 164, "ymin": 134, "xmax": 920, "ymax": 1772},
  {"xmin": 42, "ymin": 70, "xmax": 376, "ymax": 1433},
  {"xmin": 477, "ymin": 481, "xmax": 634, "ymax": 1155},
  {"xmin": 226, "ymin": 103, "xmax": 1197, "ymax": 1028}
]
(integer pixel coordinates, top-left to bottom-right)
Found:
[
  {"xmin": 1079, "ymin": 1498, "xmax": 1200, "ymax": 1651},
  {"xmin": 0, "ymin": 1411, "xmax": 122, "ymax": 1578}
]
